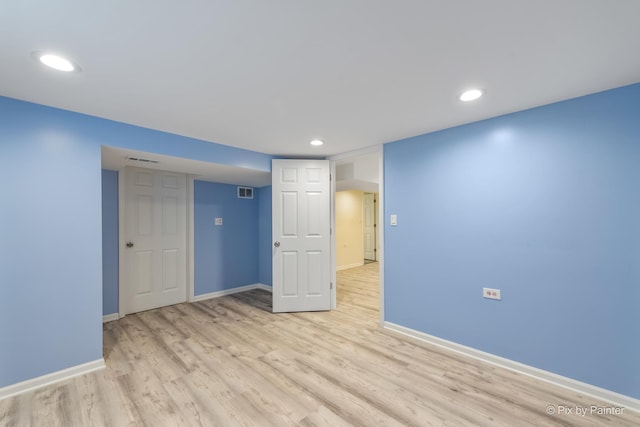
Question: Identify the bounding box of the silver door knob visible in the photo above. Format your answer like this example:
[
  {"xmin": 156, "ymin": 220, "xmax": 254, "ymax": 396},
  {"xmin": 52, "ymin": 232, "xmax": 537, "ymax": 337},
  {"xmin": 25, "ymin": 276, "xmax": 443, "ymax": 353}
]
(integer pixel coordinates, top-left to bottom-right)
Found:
[
  {"xmin": 274, "ymin": 241, "xmax": 280, "ymax": 247},
  {"xmin": 126, "ymin": 242, "xmax": 134, "ymax": 248}
]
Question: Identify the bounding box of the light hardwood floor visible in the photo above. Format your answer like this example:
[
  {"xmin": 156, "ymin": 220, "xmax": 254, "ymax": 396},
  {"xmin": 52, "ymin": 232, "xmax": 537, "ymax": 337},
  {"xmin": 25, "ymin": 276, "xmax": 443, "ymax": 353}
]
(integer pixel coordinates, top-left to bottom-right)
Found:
[{"xmin": 1, "ymin": 263, "xmax": 638, "ymax": 426}]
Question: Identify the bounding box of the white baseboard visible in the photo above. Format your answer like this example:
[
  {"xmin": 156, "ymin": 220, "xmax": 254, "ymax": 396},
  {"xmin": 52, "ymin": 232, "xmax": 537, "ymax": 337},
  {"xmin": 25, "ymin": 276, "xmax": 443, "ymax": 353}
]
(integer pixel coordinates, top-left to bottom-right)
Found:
[
  {"xmin": 337, "ymin": 262, "xmax": 365, "ymax": 271},
  {"xmin": 383, "ymin": 322, "xmax": 639, "ymax": 413},
  {"xmin": 0, "ymin": 359, "xmax": 106, "ymax": 401},
  {"xmin": 255, "ymin": 283, "xmax": 272, "ymax": 292},
  {"xmin": 102, "ymin": 313, "xmax": 120, "ymax": 323},
  {"xmin": 192, "ymin": 283, "xmax": 271, "ymax": 302}
]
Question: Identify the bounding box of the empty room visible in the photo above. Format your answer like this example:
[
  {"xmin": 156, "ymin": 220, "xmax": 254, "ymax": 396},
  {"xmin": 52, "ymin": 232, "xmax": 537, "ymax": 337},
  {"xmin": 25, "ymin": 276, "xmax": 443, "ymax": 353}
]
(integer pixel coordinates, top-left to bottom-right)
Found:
[{"xmin": 1, "ymin": 1, "xmax": 639, "ymax": 426}]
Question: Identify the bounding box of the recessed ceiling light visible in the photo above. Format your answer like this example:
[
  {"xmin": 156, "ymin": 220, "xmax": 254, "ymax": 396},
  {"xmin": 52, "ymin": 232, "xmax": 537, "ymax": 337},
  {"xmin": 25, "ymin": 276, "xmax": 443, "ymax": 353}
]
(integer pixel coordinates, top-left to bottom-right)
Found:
[
  {"xmin": 459, "ymin": 89, "xmax": 484, "ymax": 102},
  {"xmin": 310, "ymin": 139, "xmax": 324, "ymax": 146},
  {"xmin": 32, "ymin": 52, "xmax": 80, "ymax": 72}
]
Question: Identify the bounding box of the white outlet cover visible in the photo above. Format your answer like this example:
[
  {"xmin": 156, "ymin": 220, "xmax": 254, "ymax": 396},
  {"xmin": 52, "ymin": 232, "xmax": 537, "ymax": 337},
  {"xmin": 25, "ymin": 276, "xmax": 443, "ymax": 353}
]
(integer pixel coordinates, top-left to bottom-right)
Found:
[
  {"xmin": 483, "ymin": 288, "xmax": 501, "ymax": 300},
  {"xmin": 215, "ymin": 217, "xmax": 223, "ymax": 226}
]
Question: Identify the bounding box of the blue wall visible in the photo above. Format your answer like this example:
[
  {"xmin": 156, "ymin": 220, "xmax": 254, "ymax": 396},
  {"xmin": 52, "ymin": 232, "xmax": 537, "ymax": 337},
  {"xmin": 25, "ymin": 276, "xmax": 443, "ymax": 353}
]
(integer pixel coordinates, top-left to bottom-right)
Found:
[
  {"xmin": 0, "ymin": 110, "xmax": 103, "ymax": 387},
  {"xmin": 258, "ymin": 186, "xmax": 273, "ymax": 286},
  {"xmin": 384, "ymin": 84, "xmax": 640, "ymax": 398},
  {"xmin": 101, "ymin": 170, "xmax": 119, "ymax": 316},
  {"xmin": 194, "ymin": 181, "xmax": 260, "ymax": 294},
  {"xmin": 0, "ymin": 96, "xmax": 273, "ymax": 389}
]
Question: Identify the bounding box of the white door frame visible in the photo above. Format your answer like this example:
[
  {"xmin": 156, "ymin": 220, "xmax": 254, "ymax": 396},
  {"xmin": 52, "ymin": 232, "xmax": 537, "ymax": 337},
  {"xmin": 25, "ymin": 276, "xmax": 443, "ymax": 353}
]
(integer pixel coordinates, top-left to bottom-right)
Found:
[
  {"xmin": 117, "ymin": 168, "xmax": 195, "ymax": 318},
  {"xmin": 329, "ymin": 145, "xmax": 384, "ymax": 326}
]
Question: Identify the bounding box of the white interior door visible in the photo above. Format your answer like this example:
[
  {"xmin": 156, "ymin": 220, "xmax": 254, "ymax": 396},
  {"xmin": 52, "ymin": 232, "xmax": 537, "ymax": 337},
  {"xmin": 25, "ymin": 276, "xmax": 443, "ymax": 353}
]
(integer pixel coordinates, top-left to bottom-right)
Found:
[
  {"xmin": 363, "ymin": 192, "xmax": 376, "ymax": 261},
  {"xmin": 124, "ymin": 167, "xmax": 187, "ymax": 314},
  {"xmin": 272, "ymin": 159, "xmax": 331, "ymax": 313}
]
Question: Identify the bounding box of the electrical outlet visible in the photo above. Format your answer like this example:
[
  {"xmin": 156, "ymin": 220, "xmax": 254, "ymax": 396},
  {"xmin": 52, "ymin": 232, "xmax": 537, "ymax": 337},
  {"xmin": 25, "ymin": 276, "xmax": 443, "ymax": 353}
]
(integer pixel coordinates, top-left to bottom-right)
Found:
[
  {"xmin": 483, "ymin": 288, "xmax": 501, "ymax": 300},
  {"xmin": 214, "ymin": 217, "xmax": 223, "ymax": 226}
]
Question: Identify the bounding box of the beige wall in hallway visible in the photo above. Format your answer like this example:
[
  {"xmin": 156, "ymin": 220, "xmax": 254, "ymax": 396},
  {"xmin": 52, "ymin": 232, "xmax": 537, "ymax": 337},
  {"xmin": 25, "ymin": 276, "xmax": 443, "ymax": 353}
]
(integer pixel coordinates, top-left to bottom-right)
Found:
[{"xmin": 336, "ymin": 190, "xmax": 364, "ymax": 270}]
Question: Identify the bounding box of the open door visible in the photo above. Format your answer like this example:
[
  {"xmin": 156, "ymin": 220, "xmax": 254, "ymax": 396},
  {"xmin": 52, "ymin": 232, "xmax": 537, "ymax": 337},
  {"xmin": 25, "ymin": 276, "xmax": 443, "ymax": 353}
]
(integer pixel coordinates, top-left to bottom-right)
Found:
[{"xmin": 272, "ymin": 159, "xmax": 331, "ymax": 312}]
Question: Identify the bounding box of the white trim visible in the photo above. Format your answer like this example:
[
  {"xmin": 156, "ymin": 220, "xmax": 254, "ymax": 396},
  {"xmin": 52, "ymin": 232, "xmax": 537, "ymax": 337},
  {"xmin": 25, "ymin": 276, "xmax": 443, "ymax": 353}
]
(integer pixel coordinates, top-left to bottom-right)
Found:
[
  {"xmin": 330, "ymin": 161, "xmax": 337, "ymax": 309},
  {"xmin": 102, "ymin": 313, "xmax": 120, "ymax": 323},
  {"xmin": 384, "ymin": 322, "xmax": 640, "ymax": 413},
  {"xmin": 187, "ymin": 175, "xmax": 195, "ymax": 302},
  {"xmin": 336, "ymin": 262, "xmax": 365, "ymax": 271},
  {"xmin": 191, "ymin": 283, "xmax": 271, "ymax": 302},
  {"xmin": 117, "ymin": 167, "xmax": 126, "ymax": 318},
  {"xmin": 0, "ymin": 359, "xmax": 105, "ymax": 401},
  {"xmin": 377, "ymin": 148, "xmax": 384, "ymax": 327}
]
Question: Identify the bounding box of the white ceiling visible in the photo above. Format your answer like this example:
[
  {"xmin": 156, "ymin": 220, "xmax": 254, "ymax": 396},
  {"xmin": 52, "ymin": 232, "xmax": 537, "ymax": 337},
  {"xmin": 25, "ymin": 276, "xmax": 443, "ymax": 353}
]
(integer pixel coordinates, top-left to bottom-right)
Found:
[
  {"xmin": 1, "ymin": 1, "xmax": 639, "ymax": 158},
  {"xmin": 335, "ymin": 152, "xmax": 380, "ymax": 192}
]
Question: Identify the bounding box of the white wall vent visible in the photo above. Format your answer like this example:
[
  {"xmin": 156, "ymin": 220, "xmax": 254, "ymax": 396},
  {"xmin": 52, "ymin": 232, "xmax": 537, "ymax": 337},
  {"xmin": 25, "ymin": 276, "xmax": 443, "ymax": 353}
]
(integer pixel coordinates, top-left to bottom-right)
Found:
[
  {"xmin": 127, "ymin": 156, "xmax": 159, "ymax": 164},
  {"xmin": 237, "ymin": 186, "xmax": 254, "ymax": 199}
]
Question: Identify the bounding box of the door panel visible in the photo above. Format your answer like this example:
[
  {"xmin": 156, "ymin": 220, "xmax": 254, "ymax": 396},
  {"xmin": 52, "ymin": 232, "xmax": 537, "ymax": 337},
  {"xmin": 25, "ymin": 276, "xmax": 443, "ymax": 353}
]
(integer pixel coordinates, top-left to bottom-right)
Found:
[
  {"xmin": 306, "ymin": 251, "xmax": 323, "ymax": 295},
  {"xmin": 136, "ymin": 195, "xmax": 153, "ymax": 235},
  {"xmin": 163, "ymin": 196, "xmax": 178, "ymax": 234},
  {"xmin": 281, "ymin": 192, "xmax": 298, "ymax": 236},
  {"xmin": 282, "ymin": 252, "xmax": 298, "ymax": 296},
  {"xmin": 306, "ymin": 192, "xmax": 322, "ymax": 235},
  {"xmin": 272, "ymin": 159, "xmax": 331, "ymax": 312},
  {"xmin": 125, "ymin": 167, "xmax": 187, "ymax": 314},
  {"xmin": 162, "ymin": 249, "xmax": 179, "ymax": 290},
  {"xmin": 135, "ymin": 251, "xmax": 153, "ymax": 294}
]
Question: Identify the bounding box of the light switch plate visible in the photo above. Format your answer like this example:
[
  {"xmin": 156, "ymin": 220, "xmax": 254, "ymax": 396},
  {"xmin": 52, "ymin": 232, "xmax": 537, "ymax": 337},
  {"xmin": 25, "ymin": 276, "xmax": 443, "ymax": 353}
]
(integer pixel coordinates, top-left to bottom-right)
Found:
[{"xmin": 390, "ymin": 214, "xmax": 398, "ymax": 226}]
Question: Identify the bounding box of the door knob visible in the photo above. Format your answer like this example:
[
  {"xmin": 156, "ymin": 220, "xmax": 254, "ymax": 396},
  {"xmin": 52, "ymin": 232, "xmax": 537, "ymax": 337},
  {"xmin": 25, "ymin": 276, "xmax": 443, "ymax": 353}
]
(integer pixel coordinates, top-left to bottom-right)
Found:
[
  {"xmin": 274, "ymin": 241, "xmax": 280, "ymax": 247},
  {"xmin": 126, "ymin": 242, "xmax": 134, "ymax": 248}
]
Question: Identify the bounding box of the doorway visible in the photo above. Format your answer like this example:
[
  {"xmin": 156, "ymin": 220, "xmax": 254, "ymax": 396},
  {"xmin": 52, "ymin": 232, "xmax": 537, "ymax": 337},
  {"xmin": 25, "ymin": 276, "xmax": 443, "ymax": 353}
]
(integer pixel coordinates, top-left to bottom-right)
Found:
[
  {"xmin": 330, "ymin": 147, "xmax": 384, "ymax": 324},
  {"xmin": 334, "ymin": 190, "xmax": 378, "ymax": 268}
]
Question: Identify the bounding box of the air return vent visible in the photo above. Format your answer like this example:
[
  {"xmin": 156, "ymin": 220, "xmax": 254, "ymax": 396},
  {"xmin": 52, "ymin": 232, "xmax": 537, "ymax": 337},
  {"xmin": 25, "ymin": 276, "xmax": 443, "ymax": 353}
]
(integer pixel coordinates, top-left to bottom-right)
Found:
[
  {"xmin": 237, "ymin": 186, "xmax": 253, "ymax": 199},
  {"xmin": 127, "ymin": 156, "xmax": 159, "ymax": 164}
]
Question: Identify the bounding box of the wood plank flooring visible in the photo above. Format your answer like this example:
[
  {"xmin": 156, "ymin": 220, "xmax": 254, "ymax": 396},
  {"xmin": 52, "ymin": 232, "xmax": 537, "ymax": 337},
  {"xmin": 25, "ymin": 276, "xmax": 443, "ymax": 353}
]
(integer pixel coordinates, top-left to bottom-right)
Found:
[{"xmin": 1, "ymin": 262, "xmax": 638, "ymax": 426}]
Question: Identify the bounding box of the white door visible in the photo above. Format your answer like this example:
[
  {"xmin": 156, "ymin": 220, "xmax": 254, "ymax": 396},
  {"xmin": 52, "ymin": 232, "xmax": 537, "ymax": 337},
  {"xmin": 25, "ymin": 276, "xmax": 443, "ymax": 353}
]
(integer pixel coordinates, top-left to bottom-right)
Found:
[
  {"xmin": 124, "ymin": 167, "xmax": 187, "ymax": 314},
  {"xmin": 363, "ymin": 192, "xmax": 376, "ymax": 261},
  {"xmin": 272, "ymin": 159, "xmax": 331, "ymax": 312}
]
